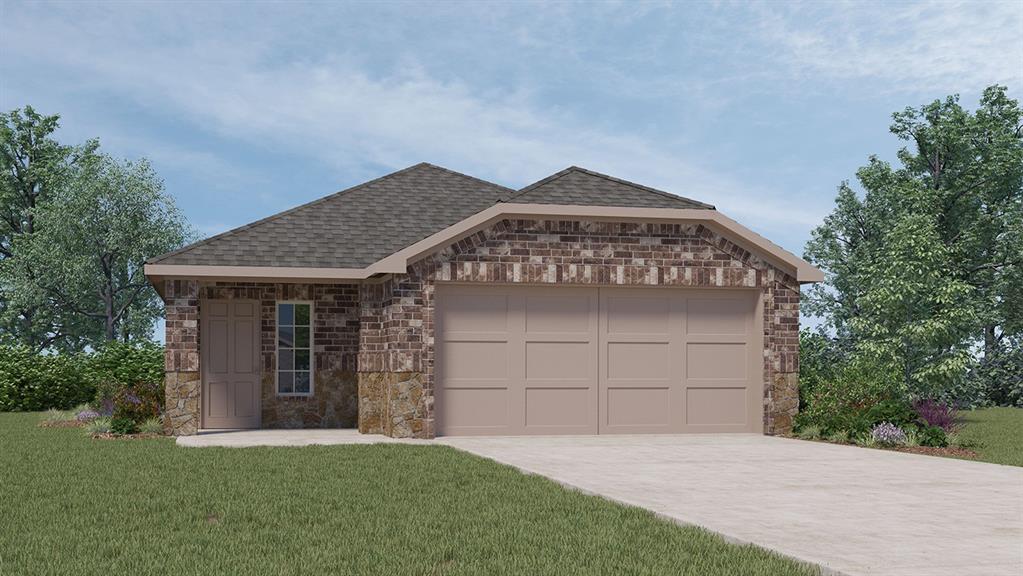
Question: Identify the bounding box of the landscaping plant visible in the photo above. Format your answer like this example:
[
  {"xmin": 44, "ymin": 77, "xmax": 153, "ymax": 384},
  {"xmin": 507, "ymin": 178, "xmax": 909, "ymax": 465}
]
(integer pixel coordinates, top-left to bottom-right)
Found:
[
  {"xmin": 871, "ymin": 422, "xmax": 907, "ymax": 446},
  {"xmin": 138, "ymin": 417, "xmax": 164, "ymax": 435},
  {"xmin": 913, "ymin": 399, "xmax": 958, "ymax": 432}
]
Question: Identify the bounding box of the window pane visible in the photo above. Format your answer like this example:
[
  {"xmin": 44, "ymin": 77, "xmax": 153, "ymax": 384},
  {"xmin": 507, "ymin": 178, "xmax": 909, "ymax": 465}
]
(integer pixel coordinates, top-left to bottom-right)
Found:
[
  {"xmin": 279, "ymin": 349, "xmax": 294, "ymax": 371},
  {"xmin": 278, "ymin": 303, "xmax": 294, "ymax": 326},
  {"xmin": 294, "ymin": 349, "xmax": 310, "ymax": 371},
  {"xmin": 278, "ymin": 326, "xmax": 294, "ymax": 348},
  {"xmin": 295, "ymin": 371, "xmax": 310, "ymax": 394},
  {"xmin": 278, "ymin": 371, "xmax": 294, "ymax": 394},
  {"xmin": 295, "ymin": 304, "xmax": 310, "ymax": 326},
  {"xmin": 295, "ymin": 327, "xmax": 310, "ymax": 348}
]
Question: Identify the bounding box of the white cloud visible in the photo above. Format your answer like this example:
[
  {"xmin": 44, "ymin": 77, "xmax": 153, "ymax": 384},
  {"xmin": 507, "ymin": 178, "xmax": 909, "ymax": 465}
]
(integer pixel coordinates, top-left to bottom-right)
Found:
[{"xmin": 753, "ymin": 0, "xmax": 1023, "ymax": 95}]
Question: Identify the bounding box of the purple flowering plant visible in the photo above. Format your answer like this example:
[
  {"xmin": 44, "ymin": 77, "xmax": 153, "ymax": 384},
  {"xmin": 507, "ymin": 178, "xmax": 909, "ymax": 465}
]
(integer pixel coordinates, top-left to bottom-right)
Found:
[
  {"xmin": 912, "ymin": 399, "xmax": 958, "ymax": 432},
  {"xmin": 871, "ymin": 422, "xmax": 907, "ymax": 446}
]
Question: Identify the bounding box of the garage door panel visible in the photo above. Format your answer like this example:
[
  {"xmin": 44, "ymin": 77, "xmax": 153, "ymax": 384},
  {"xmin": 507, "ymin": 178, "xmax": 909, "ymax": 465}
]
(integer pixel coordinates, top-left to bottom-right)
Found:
[
  {"xmin": 686, "ymin": 343, "xmax": 748, "ymax": 380},
  {"xmin": 525, "ymin": 294, "xmax": 592, "ymax": 333},
  {"xmin": 686, "ymin": 298, "xmax": 752, "ymax": 335},
  {"xmin": 525, "ymin": 388, "xmax": 591, "ymax": 428},
  {"xmin": 526, "ymin": 341, "xmax": 592, "ymax": 380},
  {"xmin": 441, "ymin": 341, "xmax": 511, "ymax": 382},
  {"xmin": 686, "ymin": 387, "xmax": 747, "ymax": 426},
  {"xmin": 606, "ymin": 295, "xmax": 671, "ymax": 335},
  {"xmin": 441, "ymin": 294, "xmax": 510, "ymax": 332},
  {"xmin": 442, "ymin": 388, "xmax": 509, "ymax": 429},
  {"xmin": 606, "ymin": 342, "xmax": 671, "ymax": 381},
  {"xmin": 606, "ymin": 387, "xmax": 671, "ymax": 428}
]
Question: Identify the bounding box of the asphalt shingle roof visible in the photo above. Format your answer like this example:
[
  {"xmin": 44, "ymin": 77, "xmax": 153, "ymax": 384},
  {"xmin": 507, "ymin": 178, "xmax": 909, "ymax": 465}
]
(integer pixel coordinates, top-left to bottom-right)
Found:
[
  {"xmin": 150, "ymin": 163, "xmax": 714, "ymax": 268},
  {"xmin": 509, "ymin": 166, "xmax": 714, "ymax": 209},
  {"xmin": 149, "ymin": 163, "xmax": 514, "ymax": 268}
]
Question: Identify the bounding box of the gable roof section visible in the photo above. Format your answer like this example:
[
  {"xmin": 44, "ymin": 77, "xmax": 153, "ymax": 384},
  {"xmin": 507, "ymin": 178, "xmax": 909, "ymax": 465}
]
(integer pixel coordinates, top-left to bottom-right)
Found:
[
  {"xmin": 508, "ymin": 166, "xmax": 714, "ymax": 209},
  {"xmin": 149, "ymin": 163, "xmax": 515, "ymax": 268}
]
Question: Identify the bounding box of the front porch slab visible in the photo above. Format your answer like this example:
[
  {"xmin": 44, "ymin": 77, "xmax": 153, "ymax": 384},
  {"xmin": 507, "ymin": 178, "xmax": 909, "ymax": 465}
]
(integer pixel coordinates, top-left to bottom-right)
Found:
[{"xmin": 176, "ymin": 429, "xmax": 428, "ymax": 448}]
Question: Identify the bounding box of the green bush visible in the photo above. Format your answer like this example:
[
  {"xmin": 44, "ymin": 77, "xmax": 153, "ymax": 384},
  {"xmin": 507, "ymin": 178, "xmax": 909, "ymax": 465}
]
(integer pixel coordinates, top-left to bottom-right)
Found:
[
  {"xmin": 794, "ymin": 359, "xmax": 904, "ymax": 436},
  {"xmin": 91, "ymin": 341, "xmax": 164, "ymax": 410},
  {"xmin": 918, "ymin": 425, "xmax": 948, "ymax": 448},
  {"xmin": 109, "ymin": 416, "xmax": 137, "ymax": 435},
  {"xmin": 0, "ymin": 342, "xmax": 164, "ymax": 413},
  {"xmin": 0, "ymin": 345, "xmax": 95, "ymax": 411}
]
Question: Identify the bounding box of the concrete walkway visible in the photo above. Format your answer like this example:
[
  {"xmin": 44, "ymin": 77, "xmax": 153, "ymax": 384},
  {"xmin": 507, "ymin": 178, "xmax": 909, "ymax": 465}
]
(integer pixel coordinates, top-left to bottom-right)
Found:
[
  {"xmin": 439, "ymin": 434, "xmax": 1023, "ymax": 576},
  {"xmin": 179, "ymin": 430, "xmax": 1023, "ymax": 576},
  {"xmin": 176, "ymin": 428, "xmax": 428, "ymax": 447}
]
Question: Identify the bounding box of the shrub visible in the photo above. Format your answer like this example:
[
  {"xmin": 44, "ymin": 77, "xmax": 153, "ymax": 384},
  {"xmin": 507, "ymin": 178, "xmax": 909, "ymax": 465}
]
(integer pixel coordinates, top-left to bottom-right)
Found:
[
  {"xmin": 109, "ymin": 416, "xmax": 137, "ymax": 435},
  {"xmin": 0, "ymin": 341, "xmax": 164, "ymax": 412},
  {"xmin": 84, "ymin": 417, "xmax": 112, "ymax": 435},
  {"xmin": 918, "ymin": 425, "xmax": 948, "ymax": 448},
  {"xmin": 138, "ymin": 417, "xmax": 164, "ymax": 435},
  {"xmin": 91, "ymin": 341, "xmax": 164, "ymax": 411},
  {"xmin": 0, "ymin": 345, "xmax": 95, "ymax": 411},
  {"xmin": 913, "ymin": 399, "xmax": 958, "ymax": 432},
  {"xmin": 111, "ymin": 379, "xmax": 163, "ymax": 425},
  {"xmin": 794, "ymin": 359, "xmax": 903, "ymax": 436},
  {"xmin": 871, "ymin": 422, "xmax": 907, "ymax": 446}
]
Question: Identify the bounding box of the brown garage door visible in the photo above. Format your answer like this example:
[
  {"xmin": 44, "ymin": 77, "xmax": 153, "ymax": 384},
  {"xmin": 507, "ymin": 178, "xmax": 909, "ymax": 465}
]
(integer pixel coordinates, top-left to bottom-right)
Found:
[
  {"xmin": 436, "ymin": 285, "xmax": 762, "ymax": 436},
  {"xmin": 201, "ymin": 299, "xmax": 261, "ymax": 429}
]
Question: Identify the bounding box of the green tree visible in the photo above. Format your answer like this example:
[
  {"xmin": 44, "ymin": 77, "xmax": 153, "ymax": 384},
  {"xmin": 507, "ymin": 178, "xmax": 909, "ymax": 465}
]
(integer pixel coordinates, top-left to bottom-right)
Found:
[
  {"xmin": 805, "ymin": 86, "xmax": 1023, "ymax": 401},
  {"xmin": 12, "ymin": 153, "xmax": 191, "ymax": 343},
  {"xmin": 0, "ymin": 107, "xmax": 98, "ymax": 349}
]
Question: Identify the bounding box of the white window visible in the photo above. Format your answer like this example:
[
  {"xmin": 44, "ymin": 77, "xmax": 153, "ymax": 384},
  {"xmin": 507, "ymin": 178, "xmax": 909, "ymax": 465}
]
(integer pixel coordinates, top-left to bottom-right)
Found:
[{"xmin": 277, "ymin": 302, "xmax": 313, "ymax": 396}]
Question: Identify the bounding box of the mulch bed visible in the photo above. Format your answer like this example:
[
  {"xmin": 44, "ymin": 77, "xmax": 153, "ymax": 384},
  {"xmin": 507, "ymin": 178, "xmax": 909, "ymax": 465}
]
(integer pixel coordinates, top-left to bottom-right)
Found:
[
  {"xmin": 888, "ymin": 445, "xmax": 978, "ymax": 459},
  {"xmin": 38, "ymin": 420, "xmax": 86, "ymax": 429},
  {"xmin": 785, "ymin": 435, "xmax": 978, "ymax": 459},
  {"xmin": 89, "ymin": 432, "xmax": 165, "ymax": 440}
]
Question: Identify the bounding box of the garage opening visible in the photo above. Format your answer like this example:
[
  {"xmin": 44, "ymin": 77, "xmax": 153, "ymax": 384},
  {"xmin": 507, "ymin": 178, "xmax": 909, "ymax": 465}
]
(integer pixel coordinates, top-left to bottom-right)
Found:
[{"xmin": 435, "ymin": 285, "xmax": 764, "ymax": 436}]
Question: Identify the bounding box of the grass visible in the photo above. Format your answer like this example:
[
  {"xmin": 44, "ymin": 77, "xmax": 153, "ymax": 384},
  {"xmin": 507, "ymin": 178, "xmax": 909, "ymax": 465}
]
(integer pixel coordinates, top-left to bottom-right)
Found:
[
  {"xmin": 0, "ymin": 412, "xmax": 817, "ymax": 576},
  {"xmin": 958, "ymin": 407, "xmax": 1023, "ymax": 467}
]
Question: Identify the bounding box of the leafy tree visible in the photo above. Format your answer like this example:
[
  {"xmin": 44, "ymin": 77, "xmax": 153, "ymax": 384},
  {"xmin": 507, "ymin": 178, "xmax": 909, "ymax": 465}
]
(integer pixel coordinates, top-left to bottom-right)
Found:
[
  {"xmin": 805, "ymin": 86, "xmax": 1022, "ymax": 402},
  {"xmin": 0, "ymin": 107, "xmax": 98, "ymax": 349},
  {"xmin": 12, "ymin": 153, "xmax": 191, "ymax": 343}
]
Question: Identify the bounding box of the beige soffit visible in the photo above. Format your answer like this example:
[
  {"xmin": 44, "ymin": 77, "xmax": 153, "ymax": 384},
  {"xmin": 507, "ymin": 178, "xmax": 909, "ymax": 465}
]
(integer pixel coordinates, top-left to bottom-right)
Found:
[{"xmin": 144, "ymin": 204, "xmax": 824, "ymax": 287}]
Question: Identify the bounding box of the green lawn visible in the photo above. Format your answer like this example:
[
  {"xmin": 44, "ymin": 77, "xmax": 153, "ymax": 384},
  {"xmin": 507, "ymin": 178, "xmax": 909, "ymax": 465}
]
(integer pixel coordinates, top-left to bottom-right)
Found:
[
  {"xmin": 0, "ymin": 412, "xmax": 817, "ymax": 576},
  {"xmin": 958, "ymin": 407, "xmax": 1023, "ymax": 467}
]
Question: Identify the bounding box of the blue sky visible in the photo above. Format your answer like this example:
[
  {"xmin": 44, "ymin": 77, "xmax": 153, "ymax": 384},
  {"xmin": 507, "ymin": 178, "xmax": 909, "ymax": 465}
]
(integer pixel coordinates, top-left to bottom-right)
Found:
[{"xmin": 2, "ymin": 0, "xmax": 1021, "ymax": 332}]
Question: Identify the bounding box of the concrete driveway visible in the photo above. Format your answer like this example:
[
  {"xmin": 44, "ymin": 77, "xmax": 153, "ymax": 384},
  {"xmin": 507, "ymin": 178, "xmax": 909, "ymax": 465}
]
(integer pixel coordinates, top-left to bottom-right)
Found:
[{"xmin": 438, "ymin": 434, "xmax": 1023, "ymax": 576}]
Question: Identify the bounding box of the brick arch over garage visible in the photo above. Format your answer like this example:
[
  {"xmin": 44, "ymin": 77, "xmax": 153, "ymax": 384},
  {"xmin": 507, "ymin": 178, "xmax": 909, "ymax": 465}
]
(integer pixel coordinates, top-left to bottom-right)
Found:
[{"xmin": 356, "ymin": 218, "xmax": 800, "ymax": 438}]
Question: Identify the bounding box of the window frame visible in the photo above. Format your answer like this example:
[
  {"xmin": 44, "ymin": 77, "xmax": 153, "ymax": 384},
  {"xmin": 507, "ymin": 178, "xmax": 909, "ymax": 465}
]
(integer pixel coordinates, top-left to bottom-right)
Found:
[{"xmin": 275, "ymin": 300, "xmax": 315, "ymax": 397}]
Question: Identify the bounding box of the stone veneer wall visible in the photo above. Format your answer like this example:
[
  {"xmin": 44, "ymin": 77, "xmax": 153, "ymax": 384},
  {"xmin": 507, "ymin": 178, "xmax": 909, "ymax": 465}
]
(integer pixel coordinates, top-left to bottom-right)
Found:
[
  {"xmin": 163, "ymin": 280, "xmax": 360, "ymax": 434},
  {"xmin": 164, "ymin": 279, "xmax": 200, "ymax": 435},
  {"xmin": 356, "ymin": 218, "xmax": 801, "ymax": 438}
]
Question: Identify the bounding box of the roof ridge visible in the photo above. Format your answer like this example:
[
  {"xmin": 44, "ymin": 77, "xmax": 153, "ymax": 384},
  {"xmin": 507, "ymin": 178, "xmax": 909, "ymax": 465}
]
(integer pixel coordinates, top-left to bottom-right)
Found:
[
  {"xmin": 503, "ymin": 166, "xmax": 576, "ymax": 201},
  {"xmin": 149, "ymin": 162, "xmax": 504, "ymax": 265},
  {"xmin": 510, "ymin": 166, "xmax": 715, "ymax": 210},
  {"xmin": 419, "ymin": 162, "xmax": 518, "ymax": 195}
]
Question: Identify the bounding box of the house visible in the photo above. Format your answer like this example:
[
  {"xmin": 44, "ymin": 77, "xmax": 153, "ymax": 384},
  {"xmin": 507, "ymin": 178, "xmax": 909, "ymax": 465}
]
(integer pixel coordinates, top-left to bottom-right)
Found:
[{"xmin": 145, "ymin": 163, "xmax": 822, "ymax": 437}]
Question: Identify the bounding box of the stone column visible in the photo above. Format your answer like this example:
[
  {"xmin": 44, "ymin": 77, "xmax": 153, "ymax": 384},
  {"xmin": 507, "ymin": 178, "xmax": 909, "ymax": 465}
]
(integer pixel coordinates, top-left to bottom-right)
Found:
[{"xmin": 163, "ymin": 280, "xmax": 200, "ymax": 435}]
